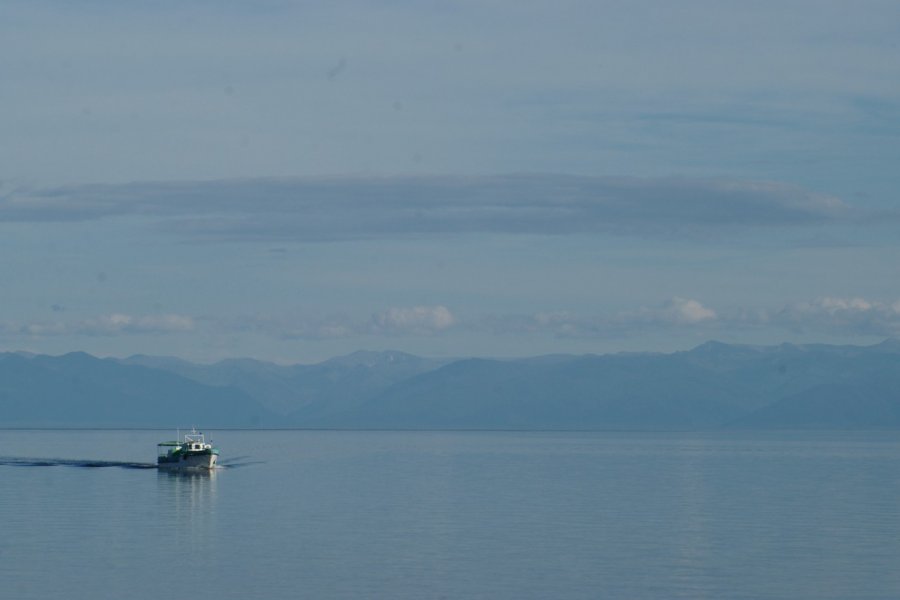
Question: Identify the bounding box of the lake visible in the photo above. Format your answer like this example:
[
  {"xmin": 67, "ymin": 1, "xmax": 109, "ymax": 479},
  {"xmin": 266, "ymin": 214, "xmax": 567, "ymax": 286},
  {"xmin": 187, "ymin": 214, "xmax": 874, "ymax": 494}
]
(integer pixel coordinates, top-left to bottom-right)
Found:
[{"xmin": 1, "ymin": 429, "xmax": 899, "ymax": 599}]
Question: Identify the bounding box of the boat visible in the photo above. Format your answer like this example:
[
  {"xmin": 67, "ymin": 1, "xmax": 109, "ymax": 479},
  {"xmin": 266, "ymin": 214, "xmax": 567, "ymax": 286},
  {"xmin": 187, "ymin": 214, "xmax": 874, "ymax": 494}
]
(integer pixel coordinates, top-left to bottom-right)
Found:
[{"xmin": 157, "ymin": 429, "xmax": 219, "ymax": 470}]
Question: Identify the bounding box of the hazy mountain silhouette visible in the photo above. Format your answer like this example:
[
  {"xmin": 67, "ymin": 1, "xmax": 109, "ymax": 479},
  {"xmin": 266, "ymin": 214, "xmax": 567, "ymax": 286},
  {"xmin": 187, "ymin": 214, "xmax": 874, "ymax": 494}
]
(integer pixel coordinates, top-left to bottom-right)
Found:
[
  {"xmin": 0, "ymin": 352, "xmax": 272, "ymax": 427},
  {"xmin": 122, "ymin": 350, "xmax": 451, "ymax": 421},
  {"xmin": 1, "ymin": 340, "xmax": 898, "ymax": 429}
]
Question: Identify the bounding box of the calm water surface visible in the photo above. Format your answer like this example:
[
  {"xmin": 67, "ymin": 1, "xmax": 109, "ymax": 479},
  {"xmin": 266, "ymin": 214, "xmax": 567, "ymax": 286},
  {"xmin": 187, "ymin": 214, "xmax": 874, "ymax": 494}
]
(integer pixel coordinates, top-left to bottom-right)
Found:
[{"xmin": 1, "ymin": 429, "xmax": 899, "ymax": 599}]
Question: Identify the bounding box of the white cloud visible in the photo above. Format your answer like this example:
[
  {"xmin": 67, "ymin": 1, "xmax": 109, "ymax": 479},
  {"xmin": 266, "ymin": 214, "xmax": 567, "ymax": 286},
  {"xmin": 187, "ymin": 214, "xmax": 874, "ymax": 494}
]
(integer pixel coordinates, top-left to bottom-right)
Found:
[
  {"xmin": 815, "ymin": 297, "xmax": 873, "ymax": 313},
  {"xmin": 670, "ymin": 297, "xmax": 718, "ymax": 324}
]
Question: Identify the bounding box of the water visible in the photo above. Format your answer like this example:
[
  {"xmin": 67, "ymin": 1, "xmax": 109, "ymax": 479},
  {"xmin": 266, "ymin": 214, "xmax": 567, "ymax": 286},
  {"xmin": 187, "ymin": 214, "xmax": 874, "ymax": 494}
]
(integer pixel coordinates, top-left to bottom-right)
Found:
[{"xmin": 1, "ymin": 429, "xmax": 899, "ymax": 599}]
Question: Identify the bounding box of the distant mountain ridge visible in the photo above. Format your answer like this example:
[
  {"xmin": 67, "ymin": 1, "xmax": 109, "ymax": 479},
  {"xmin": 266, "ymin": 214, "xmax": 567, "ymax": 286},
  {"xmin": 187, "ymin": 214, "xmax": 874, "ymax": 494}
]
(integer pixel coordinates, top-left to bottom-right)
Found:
[{"xmin": 1, "ymin": 340, "xmax": 899, "ymax": 429}]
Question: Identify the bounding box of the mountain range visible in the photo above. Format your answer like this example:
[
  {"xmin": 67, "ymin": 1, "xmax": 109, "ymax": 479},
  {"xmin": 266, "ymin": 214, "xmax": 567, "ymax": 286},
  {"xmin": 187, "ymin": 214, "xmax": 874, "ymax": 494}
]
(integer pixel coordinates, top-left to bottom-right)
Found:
[{"xmin": 2, "ymin": 340, "xmax": 899, "ymax": 429}]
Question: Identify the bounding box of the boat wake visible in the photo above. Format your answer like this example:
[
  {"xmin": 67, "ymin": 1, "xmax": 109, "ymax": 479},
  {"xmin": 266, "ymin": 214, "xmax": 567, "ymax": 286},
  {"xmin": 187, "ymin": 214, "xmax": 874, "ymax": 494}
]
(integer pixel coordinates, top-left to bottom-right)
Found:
[
  {"xmin": 216, "ymin": 456, "xmax": 263, "ymax": 469},
  {"xmin": 0, "ymin": 456, "xmax": 260, "ymax": 470},
  {"xmin": 0, "ymin": 457, "xmax": 158, "ymax": 469}
]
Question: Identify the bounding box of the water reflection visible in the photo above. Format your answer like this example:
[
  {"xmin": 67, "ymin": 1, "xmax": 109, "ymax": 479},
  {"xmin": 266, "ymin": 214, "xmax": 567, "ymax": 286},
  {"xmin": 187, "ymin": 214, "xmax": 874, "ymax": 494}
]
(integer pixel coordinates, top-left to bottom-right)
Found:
[
  {"xmin": 157, "ymin": 469, "xmax": 219, "ymax": 552},
  {"xmin": 157, "ymin": 468, "xmax": 218, "ymax": 502}
]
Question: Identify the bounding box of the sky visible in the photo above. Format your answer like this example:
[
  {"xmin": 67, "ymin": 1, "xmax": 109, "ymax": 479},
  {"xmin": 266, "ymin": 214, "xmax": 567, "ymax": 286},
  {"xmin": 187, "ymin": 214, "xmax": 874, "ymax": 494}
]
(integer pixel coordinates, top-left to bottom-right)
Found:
[{"xmin": 1, "ymin": 0, "xmax": 899, "ymax": 363}]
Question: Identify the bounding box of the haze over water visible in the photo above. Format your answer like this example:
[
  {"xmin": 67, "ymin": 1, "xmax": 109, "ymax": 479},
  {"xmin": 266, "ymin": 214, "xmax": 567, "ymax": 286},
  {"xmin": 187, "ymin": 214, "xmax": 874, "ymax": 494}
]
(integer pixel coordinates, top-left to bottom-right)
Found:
[{"xmin": 2, "ymin": 429, "xmax": 899, "ymax": 599}]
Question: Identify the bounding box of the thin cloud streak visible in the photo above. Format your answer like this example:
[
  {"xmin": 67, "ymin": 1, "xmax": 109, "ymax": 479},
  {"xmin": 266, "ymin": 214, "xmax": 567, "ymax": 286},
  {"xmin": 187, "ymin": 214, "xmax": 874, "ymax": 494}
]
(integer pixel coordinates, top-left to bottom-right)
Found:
[
  {"xmin": 217, "ymin": 305, "xmax": 457, "ymax": 340},
  {"xmin": 479, "ymin": 298, "xmax": 722, "ymax": 339},
  {"xmin": 2, "ymin": 313, "xmax": 195, "ymax": 337},
  {"xmin": 0, "ymin": 175, "xmax": 869, "ymax": 242}
]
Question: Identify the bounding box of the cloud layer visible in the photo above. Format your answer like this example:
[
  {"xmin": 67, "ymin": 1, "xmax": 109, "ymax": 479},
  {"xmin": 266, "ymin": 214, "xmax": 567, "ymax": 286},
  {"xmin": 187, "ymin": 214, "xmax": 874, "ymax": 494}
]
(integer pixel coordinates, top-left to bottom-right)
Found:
[
  {"xmin": 480, "ymin": 298, "xmax": 721, "ymax": 339},
  {"xmin": 0, "ymin": 175, "xmax": 863, "ymax": 242},
  {"xmin": 4, "ymin": 314, "xmax": 195, "ymax": 337},
  {"xmin": 772, "ymin": 297, "xmax": 900, "ymax": 338},
  {"xmin": 223, "ymin": 305, "xmax": 457, "ymax": 341},
  {"xmin": 6, "ymin": 298, "xmax": 899, "ymax": 345}
]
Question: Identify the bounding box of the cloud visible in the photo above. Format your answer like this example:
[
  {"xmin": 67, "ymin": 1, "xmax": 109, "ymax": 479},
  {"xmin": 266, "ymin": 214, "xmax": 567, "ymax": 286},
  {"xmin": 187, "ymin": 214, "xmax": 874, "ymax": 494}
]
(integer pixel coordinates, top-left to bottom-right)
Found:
[
  {"xmin": 370, "ymin": 305, "xmax": 455, "ymax": 335},
  {"xmin": 620, "ymin": 297, "xmax": 718, "ymax": 326},
  {"xmin": 476, "ymin": 296, "xmax": 900, "ymax": 340},
  {"xmin": 480, "ymin": 298, "xmax": 719, "ymax": 338},
  {"xmin": 2, "ymin": 306, "xmax": 457, "ymax": 342},
  {"xmin": 0, "ymin": 175, "xmax": 868, "ymax": 242},
  {"xmin": 204, "ymin": 313, "xmax": 358, "ymax": 341},
  {"xmin": 5, "ymin": 297, "xmax": 898, "ymax": 345},
  {"xmin": 227, "ymin": 305, "xmax": 457, "ymax": 340},
  {"xmin": 235, "ymin": 300, "xmax": 719, "ymax": 342},
  {"xmin": 771, "ymin": 297, "xmax": 900, "ymax": 338},
  {"xmin": 5, "ymin": 313, "xmax": 195, "ymax": 337}
]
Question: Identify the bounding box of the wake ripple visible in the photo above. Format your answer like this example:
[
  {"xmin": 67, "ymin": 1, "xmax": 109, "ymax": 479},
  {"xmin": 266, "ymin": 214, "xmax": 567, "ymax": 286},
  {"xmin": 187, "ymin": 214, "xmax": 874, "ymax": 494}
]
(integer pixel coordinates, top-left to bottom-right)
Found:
[
  {"xmin": 0, "ymin": 457, "xmax": 158, "ymax": 469},
  {"xmin": 216, "ymin": 456, "xmax": 263, "ymax": 469},
  {"xmin": 0, "ymin": 457, "xmax": 259, "ymax": 470}
]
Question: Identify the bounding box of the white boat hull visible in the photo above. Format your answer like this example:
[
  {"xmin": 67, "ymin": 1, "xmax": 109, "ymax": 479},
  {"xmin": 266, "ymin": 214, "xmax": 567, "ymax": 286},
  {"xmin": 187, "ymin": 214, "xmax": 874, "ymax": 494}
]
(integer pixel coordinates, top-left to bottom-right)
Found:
[{"xmin": 158, "ymin": 452, "xmax": 217, "ymax": 471}]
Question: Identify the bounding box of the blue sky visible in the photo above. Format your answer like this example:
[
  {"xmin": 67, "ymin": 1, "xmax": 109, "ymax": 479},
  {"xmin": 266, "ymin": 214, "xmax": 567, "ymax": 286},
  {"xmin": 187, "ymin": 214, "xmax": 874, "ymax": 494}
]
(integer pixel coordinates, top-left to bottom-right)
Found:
[{"xmin": 1, "ymin": 1, "xmax": 899, "ymax": 362}]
